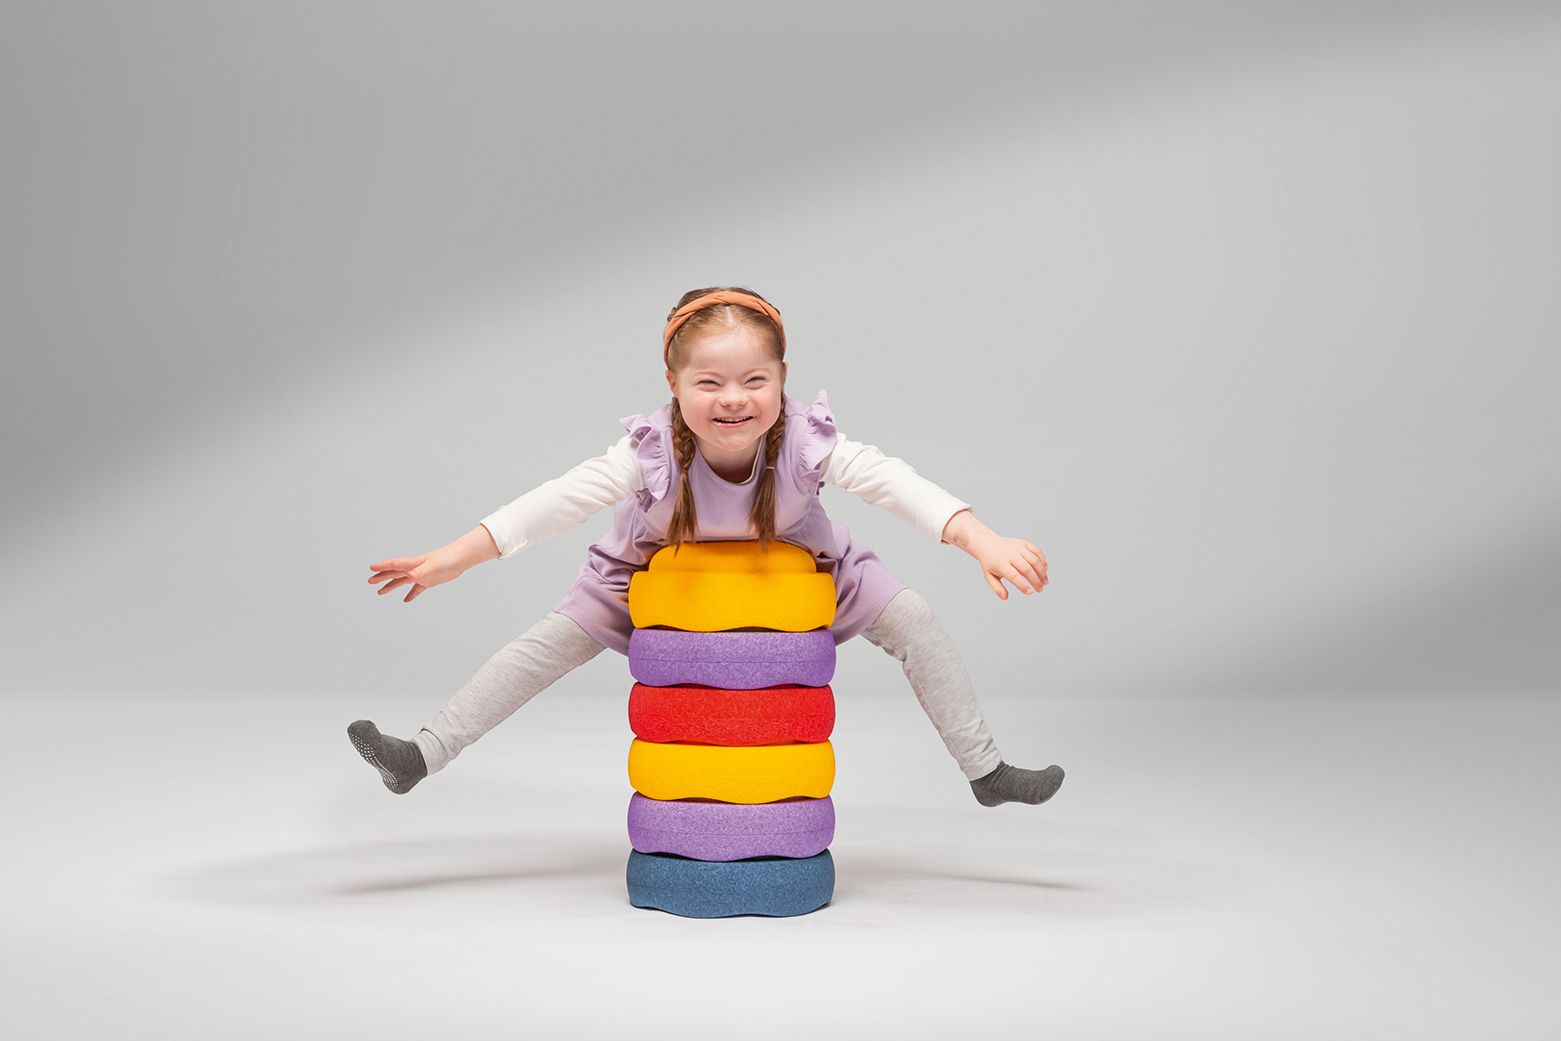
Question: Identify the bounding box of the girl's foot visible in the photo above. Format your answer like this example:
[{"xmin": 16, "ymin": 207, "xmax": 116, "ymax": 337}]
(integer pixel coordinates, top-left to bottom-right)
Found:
[
  {"xmin": 970, "ymin": 762, "xmax": 1064, "ymax": 806},
  {"xmin": 348, "ymin": 720, "xmax": 428, "ymax": 794}
]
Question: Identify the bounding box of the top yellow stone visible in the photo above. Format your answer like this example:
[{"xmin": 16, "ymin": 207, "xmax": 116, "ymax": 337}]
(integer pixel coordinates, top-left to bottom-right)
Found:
[{"xmin": 628, "ymin": 540, "xmax": 837, "ymax": 632}]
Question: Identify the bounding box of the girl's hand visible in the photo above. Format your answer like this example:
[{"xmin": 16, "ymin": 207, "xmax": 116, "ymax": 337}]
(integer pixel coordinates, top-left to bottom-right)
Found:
[
  {"xmin": 367, "ymin": 547, "xmax": 467, "ymax": 603},
  {"xmin": 974, "ymin": 535, "xmax": 1049, "ymax": 600}
]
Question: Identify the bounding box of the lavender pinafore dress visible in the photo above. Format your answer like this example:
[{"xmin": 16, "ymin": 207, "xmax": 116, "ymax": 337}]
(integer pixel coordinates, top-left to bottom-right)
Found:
[{"xmin": 551, "ymin": 389, "xmax": 907, "ymax": 656}]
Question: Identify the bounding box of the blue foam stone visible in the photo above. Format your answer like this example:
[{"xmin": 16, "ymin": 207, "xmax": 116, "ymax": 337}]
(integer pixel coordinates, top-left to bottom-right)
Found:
[{"xmin": 625, "ymin": 849, "xmax": 835, "ymax": 918}]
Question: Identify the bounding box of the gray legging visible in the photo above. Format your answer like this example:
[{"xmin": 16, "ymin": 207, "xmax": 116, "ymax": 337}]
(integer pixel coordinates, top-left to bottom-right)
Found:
[{"xmin": 413, "ymin": 587, "xmax": 1004, "ymax": 780}]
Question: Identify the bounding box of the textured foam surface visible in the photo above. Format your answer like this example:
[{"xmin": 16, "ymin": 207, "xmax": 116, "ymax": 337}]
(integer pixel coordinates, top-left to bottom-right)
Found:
[
  {"xmin": 629, "ymin": 576, "xmax": 835, "ymax": 632},
  {"xmin": 627, "ymin": 793, "xmax": 835, "ymax": 860},
  {"xmin": 628, "ymin": 738, "xmax": 835, "ymax": 802},
  {"xmin": 628, "ymin": 540, "xmax": 836, "ymax": 632},
  {"xmin": 628, "ymin": 683, "xmax": 834, "ymax": 745},
  {"xmin": 626, "ymin": 849, "xmax": 835, "ymax": 918},
  {"xmin": 628, "ymin": 629, "xmax": 837, "ymax": 689}
]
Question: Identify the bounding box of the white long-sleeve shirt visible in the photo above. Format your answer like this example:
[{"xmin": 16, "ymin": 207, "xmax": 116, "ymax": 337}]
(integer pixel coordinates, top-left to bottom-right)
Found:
[{"xmin": 479, "ymin": 432, "xmax": 972, "ymax": 560}]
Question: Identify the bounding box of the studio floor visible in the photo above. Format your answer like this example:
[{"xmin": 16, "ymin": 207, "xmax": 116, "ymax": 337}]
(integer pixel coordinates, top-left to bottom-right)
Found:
[{"xmin": 5, "ymin": 686, "xmax": 1558, "ymax": 1039}]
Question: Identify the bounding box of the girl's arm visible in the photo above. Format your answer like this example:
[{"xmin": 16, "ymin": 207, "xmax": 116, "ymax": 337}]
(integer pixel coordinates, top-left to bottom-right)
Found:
[
  {"xmin": 369, "ymin": 436, "xmax": 643, "ymax": 602},
  {"xmin": 822, "ymin": 434, "xmax": 973, "ymax": 545},
  {"xmin": 478, "ymin": 434, "xmax": 644, "ymax": 558},
  {"xmin": 824, "ymin": 434, "xmax": 1048, "ymax": 600}
]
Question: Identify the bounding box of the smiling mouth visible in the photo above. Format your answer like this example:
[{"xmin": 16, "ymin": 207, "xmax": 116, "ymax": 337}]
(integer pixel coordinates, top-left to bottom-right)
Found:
[{"xmin": 713, "ymin": 417, "xmax": 752, "ymax": 426}]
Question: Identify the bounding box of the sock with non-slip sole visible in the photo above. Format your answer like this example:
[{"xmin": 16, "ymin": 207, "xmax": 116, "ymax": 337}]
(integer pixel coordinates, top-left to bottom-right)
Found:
[
  {"xmin": 347, "ymin": 720, "xmax": 428, "ymax": 795},
  {"xmin": 970, "ymin": 761, "xmax": 1065, "ymax": 807}
]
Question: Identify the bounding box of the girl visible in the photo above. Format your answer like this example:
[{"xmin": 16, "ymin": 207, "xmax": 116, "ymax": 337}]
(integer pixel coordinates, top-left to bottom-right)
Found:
[{"xmin": 351, "ymin": 287, "xmax": 1063, "ymax": 808}]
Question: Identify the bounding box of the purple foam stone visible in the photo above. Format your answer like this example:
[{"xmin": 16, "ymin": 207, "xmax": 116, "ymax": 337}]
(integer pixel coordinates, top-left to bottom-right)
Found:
[
  {"xmin": 627, "ymin": 793, "xmax": 836, "ymax": 861},
  {"xmin": 628, "ymin": 629, "xmax": 837, "ymax": 689}
]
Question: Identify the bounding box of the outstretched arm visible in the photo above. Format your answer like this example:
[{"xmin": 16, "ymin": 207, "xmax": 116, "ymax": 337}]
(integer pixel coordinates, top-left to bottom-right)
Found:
[
  {"xmin": 822, "ymin": 434, "xmax": 973, "ymax": 544},
  {"xmin": 369, "ymin": 435, "xmax": 643, "ymax": 602},
  {"xmin": 478, "ymin": 433, "xmax": 643, "ymax": 559},
  {"xmin": 824, "ymin": 434, "xmax": 1048, "ymax": 600}
]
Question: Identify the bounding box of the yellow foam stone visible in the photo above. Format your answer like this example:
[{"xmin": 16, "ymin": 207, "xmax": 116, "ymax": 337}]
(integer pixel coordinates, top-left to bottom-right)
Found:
[
  {"xmin": 628, "ymin": 540, "xmax": 836, "ymax": 632},
  {"xmin": 628, "ymin": 738, "xmax": 835, "ymax": 803}
]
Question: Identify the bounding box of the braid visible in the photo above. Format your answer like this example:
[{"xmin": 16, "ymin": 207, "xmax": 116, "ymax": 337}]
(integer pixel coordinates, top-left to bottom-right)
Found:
[
  {"xmin": 666, "ymin": 398, "xmax": 700, "ymax": 554},
  {"xmin": 749, "ymin": 413, "xmax": 786, "ymax": 550}
]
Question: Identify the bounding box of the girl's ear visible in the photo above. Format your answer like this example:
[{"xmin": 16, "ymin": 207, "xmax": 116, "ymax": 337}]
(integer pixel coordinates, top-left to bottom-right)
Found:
[{"xmin": 665, "ymin": 369, "xmax": 677, "ymax": 395}]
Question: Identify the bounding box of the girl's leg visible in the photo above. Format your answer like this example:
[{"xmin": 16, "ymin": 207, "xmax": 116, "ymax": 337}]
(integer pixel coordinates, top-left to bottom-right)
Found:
[
  {"xmin": 415, "ymin": 610, "xmax": 607, "ymax": 773},
  {"xmin": 349, "ymin": 611, "xmax": 605, "ymax": 794},
  {"xmin": 861, "ymin": 588, "xmax": 1004, "ymax": 780},
  {"xmin": 861, "ymin": 587, "xmax": 1064, "ymax": 805}
]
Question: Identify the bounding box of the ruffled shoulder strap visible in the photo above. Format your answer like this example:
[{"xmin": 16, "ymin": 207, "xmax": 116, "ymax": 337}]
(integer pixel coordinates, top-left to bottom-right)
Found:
[
  {"xmin": 787, "ymin": 388, "xmax": 838, "ymax": 479},
  {"xmin": 619, "ymin": 403, "xmax": 674, "ymax": 508}
]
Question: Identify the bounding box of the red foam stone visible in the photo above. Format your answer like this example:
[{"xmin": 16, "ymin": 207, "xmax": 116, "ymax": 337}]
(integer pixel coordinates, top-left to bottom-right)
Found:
[{"xmin": 628, "ymin": 683, "xmax": 835, "ymax": 745}]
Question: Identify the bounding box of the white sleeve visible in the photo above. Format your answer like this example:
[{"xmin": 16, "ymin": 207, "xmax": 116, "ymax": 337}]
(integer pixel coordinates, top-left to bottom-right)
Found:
[
  {"xmin": 820, "ymin": 431, "xmax": 972, "ymax": 545},
  {"xmin": 478, "ymin": 433, "xmax": 645, "ymax": 559}
]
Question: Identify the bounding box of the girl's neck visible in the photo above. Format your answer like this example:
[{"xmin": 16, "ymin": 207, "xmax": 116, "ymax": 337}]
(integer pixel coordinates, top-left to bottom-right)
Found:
[{"xmin": 697, "ymin": 437, "xmax": 761, "ymax": 484}]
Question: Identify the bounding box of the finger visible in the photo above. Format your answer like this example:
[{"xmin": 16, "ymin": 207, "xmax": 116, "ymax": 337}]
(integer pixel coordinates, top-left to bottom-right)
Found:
[
  {"xmin": 368, "ymin": 570, "xmax": 403, "ymax": 587},
  {"xmin": 1020, "ymin": 560, "xmax": 1045, "ymax": 590},
  {"xmin": 1023, "ymin": 541, "xmax": 1041, "ymax": 556},
  {"xmin": 404, "ymin": 584, "xmax": 426, "ymax": 603},
  {"xmin": 378, "ymin": 575, "xmax": 412, "ymax": 595},
  {"xmin": 984, "ymin": 571, "xmax": 1007, "ymax": 600},
  {"xmin": 1002, "ymin": 565, "xmax": 1034, "ymax": 594},
  {"xmin": 370, "ymin": 558, "xmax": 417, "ymax": 572}
]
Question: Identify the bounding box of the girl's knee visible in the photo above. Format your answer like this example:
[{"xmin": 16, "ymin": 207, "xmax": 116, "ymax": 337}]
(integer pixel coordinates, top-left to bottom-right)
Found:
[
  {"xmin": 884, "ymin": 587, "xmax": 937, "ymax": 629},
  {"xmin": 866, "ymin": 587, "xmax": 938, "ymax": 648}
]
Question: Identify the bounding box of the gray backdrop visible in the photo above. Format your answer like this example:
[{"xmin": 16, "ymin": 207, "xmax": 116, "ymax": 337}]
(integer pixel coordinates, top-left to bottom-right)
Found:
[
  {"xmin": 4, "ymin": 5, "xmax": 1560, "ymax": 1039},
  {"xmin": 3, "ymin": 0, "xmax": 1557, "ymax": 700}
]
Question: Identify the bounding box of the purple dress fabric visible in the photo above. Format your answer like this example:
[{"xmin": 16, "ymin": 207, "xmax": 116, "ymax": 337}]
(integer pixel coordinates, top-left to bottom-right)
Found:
[{"xmin": 553, "ymin": 389, "xmax": 907, "ymax": 656}]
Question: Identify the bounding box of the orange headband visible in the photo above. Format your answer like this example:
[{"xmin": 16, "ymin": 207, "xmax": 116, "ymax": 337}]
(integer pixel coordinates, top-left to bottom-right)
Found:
[{"xmin": 662, "ymin": 290, "xmax": 787, "ymax": 369}]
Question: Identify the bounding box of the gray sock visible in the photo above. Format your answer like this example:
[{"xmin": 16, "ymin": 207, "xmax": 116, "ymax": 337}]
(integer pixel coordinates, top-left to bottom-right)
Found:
[
  {"xmin": 970, "ymin": 761, "xmax": 1065, "ymax": 807},
  {"xmin": 347, "ymin": 720, "xmax": 428, "ymax": 795}
]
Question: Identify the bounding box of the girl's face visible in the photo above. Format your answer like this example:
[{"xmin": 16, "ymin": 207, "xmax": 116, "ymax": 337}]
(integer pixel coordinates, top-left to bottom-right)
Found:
[{"xmin": 665, "ymin": 324, "xmax": 787, "ymax": 467}]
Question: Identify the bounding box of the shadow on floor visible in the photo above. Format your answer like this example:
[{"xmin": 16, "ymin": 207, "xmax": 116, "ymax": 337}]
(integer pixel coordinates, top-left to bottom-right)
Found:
[{"xmin": 159, "ymin": 832, "xmax": 629, "ymax": 905}]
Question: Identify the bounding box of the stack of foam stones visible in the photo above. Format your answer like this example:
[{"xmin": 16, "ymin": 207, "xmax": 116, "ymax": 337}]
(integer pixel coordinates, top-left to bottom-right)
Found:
[{"xmin": 624, "ymin": 540, "xmax": 839, "ymax": 918}]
